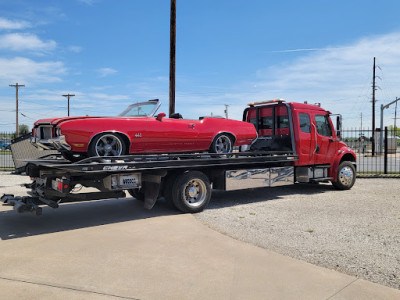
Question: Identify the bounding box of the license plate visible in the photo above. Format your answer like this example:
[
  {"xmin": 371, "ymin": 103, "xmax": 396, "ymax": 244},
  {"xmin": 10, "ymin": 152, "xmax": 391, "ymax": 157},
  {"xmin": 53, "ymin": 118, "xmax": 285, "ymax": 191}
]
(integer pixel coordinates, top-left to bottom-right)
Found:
[{"xmin": 119, "ymin": 174, "xmax": 140, "ymax": 187}]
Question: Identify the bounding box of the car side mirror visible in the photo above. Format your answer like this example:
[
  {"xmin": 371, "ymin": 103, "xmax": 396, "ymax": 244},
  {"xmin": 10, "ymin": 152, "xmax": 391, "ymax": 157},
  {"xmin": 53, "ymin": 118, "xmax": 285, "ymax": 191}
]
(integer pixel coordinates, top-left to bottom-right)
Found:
[{"xmin": 156, "ymin": 113, "xmax": 166, "ymax": 121}]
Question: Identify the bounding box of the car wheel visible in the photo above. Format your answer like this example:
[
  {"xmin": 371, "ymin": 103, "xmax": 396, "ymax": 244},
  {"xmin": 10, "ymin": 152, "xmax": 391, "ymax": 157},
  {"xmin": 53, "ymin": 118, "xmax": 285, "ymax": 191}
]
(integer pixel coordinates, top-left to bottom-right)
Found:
[
  {"xmin": 210, "ymin": 133, "xmax": 233, "ymax": 154},
  {"xmin": 88, "ymin": 133, "xmax": 127, "ymax": 157},
  {"xmin": 332, "ymin": 161, "xmax": 356, "ymax": 190},
  {"xmin": 171, "ymin": 171, "xmax": 211, "ymax": 213}
]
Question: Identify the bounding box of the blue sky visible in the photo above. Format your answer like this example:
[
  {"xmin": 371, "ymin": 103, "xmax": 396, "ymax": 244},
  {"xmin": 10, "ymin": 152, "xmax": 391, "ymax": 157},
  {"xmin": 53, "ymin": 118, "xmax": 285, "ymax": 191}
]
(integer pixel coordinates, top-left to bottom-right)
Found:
[{"xmin": 1, "ymin": 0, "xmax": 400, "ymax": 131}]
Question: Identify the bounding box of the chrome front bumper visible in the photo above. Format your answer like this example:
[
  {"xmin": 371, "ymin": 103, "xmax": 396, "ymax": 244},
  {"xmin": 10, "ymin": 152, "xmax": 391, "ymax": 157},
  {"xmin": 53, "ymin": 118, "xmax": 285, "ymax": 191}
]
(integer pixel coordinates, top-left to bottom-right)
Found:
[{"xmin": 31, "ymin": 135, "xmax": 71, "ymax": 151}]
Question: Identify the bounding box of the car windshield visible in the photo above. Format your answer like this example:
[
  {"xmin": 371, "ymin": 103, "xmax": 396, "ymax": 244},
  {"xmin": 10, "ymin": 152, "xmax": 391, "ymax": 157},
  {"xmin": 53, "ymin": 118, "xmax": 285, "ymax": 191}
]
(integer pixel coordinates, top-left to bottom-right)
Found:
[{"xmin": 119, "ymin": 99, "xmax": 160, "ymax": 117}]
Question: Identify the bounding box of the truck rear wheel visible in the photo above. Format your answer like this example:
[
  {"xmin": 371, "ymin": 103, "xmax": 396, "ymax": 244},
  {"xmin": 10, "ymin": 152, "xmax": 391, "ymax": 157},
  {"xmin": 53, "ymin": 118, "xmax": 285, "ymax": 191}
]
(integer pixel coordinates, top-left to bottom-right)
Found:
[
  {"xmin": 171, "ymin": 171, "xmax": 211, "ymax": 213},
  {"xmin": 127, "ymin": 188, "xmax": 144, "ymax": 201},
  {"xmin": 332, "ymin": 161, "xmax": 356, "ymax": 190}
]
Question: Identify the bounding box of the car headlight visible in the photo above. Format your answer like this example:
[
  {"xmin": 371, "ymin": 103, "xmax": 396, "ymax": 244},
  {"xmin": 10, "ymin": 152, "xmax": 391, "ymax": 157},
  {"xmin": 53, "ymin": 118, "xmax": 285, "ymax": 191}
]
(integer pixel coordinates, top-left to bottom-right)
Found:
[{"xmin": 55, "ymin": 127, "xmax": 62, "ymax": 137}]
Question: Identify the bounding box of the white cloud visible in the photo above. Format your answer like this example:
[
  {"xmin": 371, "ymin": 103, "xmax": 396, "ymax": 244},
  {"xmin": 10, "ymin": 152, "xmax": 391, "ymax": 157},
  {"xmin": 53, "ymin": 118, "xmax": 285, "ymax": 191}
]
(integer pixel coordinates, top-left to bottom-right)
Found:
[
  {"xmin": 164, "ymin": 31, "xmax": 400, "ymax": 128},
  {"xmin": 88, "ymin": 93, "xmax": 130, "ymax": 101},
  {"xmin": 78, "ymin": 0, "xmax": 96, "ymax": 5},
  {"xmin": 97, "ymin": 67, "xmax": 117, "ymax": 77},
  {"xmin": 0, "ymin": 33, "xmax": 57, "ymax": 52},
  {"xmin": 0, "ymin": 57, "xmax": 66, "ymax": 85},
  {"xmin": 241, "ymin": 31, "xmax": 400, "ymax": 128},
  {"xmin": 68, "ymin": 45, "xmax": 83, "ymax": 53},
  {"xmin": 0, "ymin": 17, "xmax": 31, "ymax": 30}
]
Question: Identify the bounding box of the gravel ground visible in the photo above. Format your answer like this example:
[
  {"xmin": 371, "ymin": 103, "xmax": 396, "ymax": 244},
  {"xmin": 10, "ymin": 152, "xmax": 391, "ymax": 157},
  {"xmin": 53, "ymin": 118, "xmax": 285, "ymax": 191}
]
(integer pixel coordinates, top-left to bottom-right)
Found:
[
  {"xmin": 1, "ymin": 172, "xmax": 399, "ymax": 290},
  {"xmin": 195, "ymin": 179, "xmax": 400, "ymax": 290}
]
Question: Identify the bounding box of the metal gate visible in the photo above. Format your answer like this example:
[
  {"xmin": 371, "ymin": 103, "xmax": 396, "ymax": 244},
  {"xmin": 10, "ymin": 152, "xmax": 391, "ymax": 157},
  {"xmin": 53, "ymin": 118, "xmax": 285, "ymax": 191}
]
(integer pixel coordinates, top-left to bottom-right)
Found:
[{"xmin": 342, "ymin": 127, "xmax": 400, "ymax": 177}]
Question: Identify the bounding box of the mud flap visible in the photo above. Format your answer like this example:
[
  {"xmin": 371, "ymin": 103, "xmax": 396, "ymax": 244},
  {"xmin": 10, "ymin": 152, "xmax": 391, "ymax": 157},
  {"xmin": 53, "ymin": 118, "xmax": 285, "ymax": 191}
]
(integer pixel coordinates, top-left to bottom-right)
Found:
[{"xmin": 143, "ymin": 175, "xmax": 162, "ymax": 210}]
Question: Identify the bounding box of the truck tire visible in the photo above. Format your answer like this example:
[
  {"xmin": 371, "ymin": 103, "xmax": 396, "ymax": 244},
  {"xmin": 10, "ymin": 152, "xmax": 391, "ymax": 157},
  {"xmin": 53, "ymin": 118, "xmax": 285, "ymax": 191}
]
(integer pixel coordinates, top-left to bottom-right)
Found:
[
  {"xmin": 171, "ymin": 171, "xmax": 211, "ymax": 213},
  {"xmin": 332, "ymin": 161, "xmax": 356, "ymax": 190},
  {"xmin": 127, "ymin": 188, "xmax": 144, "ymax": 201}
]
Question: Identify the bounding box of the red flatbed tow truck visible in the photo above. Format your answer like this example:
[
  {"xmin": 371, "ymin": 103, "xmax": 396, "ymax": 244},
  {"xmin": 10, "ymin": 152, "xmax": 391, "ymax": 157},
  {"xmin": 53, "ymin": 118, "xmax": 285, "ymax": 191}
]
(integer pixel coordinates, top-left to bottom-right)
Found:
[{"xmin": 2, "ymin": 100, "xmax": 356, "ymax": 215}]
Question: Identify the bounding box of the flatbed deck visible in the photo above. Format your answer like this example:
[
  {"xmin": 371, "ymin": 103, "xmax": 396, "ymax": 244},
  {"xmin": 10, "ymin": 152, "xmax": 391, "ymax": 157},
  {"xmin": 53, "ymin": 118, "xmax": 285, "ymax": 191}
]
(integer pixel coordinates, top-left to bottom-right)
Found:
[{"xmin": 26, "ymin": 151, "xmax": 298, "ymax": 175}]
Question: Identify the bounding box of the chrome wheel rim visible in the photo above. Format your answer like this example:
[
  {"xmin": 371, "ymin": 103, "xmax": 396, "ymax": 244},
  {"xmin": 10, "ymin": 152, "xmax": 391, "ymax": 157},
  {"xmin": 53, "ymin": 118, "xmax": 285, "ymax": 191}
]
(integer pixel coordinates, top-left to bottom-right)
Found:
[
  {"xmin": 215, "ymin": 135, "xmax": 232, "ymax": 153},
  {"xmin": 183, "ymin": 179, "xmax": 207, "ymax": 207},
  {"xmin": 338, "ymin": 166, "xmax": 353, "ymax": 186},
  {"xmin": 95, "ymin": 134, "xmax": 123, "ymax": 156}
]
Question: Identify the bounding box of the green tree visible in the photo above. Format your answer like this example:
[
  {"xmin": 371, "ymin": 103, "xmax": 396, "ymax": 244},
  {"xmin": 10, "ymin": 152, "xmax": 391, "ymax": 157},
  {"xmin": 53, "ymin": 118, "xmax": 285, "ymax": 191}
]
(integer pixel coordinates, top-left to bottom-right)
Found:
[
  {"xmin": 388, "ymin": 125, "xmax": 400, "ymax": 137},
  {"xmin": 19, "ymin": 124, "xmax": 30, "ymax": 135},
  {"xmin": 12, "ymin": 124, "xmax": 30, "ymax": 138}
]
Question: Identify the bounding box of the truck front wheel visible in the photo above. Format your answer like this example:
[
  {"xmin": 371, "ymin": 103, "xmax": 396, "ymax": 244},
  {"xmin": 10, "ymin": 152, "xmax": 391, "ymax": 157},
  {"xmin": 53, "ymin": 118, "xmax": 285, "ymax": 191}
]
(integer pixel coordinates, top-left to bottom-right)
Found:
[
  {"xmin": 332, "ymin": 161, "xmax": 356, "ymax": 190},
  {"xmin": 171, "ymin": 171, "xmax": 211, "ymax": 213}
]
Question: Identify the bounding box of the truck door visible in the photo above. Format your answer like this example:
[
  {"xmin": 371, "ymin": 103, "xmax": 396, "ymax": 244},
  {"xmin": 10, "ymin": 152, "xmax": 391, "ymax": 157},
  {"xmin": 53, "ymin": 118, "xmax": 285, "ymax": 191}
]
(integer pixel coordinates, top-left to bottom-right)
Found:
[
  {"xmin": 313, "ymin": 114, "xmax": 337, "ymax": 165},
  {"xmin": 295, "ymin": 112, "xmax": 314, "ymax": 165}
]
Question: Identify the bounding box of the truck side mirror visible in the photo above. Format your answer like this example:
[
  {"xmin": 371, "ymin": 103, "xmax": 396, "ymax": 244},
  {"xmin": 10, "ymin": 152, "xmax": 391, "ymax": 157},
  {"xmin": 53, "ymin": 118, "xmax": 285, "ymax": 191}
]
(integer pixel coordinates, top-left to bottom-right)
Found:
[
  {"xmin": 336, "ymin": 116, "xmax": 341, "ymax": 138},
  {"xmin": 156, "ymin": 113, "xmax": 166, "ymax": 121}
]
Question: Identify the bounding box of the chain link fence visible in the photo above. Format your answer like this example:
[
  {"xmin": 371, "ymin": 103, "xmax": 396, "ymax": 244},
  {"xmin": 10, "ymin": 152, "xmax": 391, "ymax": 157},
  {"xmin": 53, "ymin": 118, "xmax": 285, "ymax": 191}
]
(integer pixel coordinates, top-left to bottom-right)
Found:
[
  {"xmin": 0, "ymin": 132, "xmax": 13, "ymax": 171},
  {"xmin": 342, "ymin": 127, "xmax": 400, "ymax": 176},
  {"xmin": 1, "ymin": 129, "xmax": 399, "ymax": 176}
]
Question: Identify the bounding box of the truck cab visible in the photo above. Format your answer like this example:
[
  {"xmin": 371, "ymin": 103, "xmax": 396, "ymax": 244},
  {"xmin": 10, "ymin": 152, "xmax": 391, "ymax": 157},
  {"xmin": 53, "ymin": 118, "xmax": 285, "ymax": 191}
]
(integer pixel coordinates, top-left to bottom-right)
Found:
[{"xmin": 243, "ymin": 100, "xmax": 356, "ymax": 188}]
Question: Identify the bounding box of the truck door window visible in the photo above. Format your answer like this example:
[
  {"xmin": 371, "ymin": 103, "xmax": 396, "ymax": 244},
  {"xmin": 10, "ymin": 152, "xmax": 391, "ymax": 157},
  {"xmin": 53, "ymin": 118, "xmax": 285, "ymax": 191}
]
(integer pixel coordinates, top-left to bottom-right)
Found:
[
  {"xmin": 315, "ymin": 115, "xmax": 332, "ymax": 137},
  {"xmin": 299, "ymin": 113, "xmax": 311, "ymax": 133}
]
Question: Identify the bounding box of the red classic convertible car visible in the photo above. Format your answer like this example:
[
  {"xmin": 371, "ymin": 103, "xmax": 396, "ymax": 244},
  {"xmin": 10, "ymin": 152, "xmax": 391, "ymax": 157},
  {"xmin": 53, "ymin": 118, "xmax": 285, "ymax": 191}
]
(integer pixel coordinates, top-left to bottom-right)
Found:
[{"xmin": 31, "ymin": 99, "xmax": 258, "ymax": 161}]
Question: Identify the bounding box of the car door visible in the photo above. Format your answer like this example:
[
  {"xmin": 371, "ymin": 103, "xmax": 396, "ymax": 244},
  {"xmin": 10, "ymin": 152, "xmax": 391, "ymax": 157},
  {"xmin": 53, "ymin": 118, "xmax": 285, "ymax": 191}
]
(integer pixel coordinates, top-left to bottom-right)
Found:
[
  {"xmin": 313, "ymin": 114, "xmax": 337, "ymax": 165},
  {"xmin": 144, "ymin": 118, "xmax": 199, "ymax": 153}
]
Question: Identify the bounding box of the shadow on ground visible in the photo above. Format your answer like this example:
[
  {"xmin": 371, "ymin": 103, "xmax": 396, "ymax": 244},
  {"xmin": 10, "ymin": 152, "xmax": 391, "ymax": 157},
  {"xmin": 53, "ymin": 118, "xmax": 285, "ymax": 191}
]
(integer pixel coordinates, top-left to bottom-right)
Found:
[
  {"xmin": 0, "ymin": 197, "xmax": 177, "ymax": 241},
  {"xmin": 0, "ymin": 183, "xmax": 334, "ymax": 241},
  {"xmin": 209, "ymin": 183, "xmax": 335, "ymax": 209}
]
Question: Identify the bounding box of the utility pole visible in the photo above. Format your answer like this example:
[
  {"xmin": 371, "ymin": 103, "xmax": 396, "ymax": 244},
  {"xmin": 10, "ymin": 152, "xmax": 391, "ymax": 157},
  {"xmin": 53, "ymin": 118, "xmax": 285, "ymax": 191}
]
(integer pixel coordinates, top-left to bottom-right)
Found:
[
  {"xmin": 224, "ymin": 104, "xmax": 229, "ymax": 119},
  {"xmin": 372, "ymin": 57, "xmax": 376, "ymax": 156},
  {"xmin": 62, "ymin": 94, "xmax": 75, "ymax": 116},
  {"xmin": 360, "ymin": 112, "xmax": 362, "ymax": 130},
  {"xmin": 395, "ymin": 101, "xmax": 398, "ymax": 131},
  {"xmin": 9, "ymin": 83, "xmax": 25, "ymax": 137},
  {"xmin": 169, "ymin": 0, "xmax": 176, "ymax": 117}
]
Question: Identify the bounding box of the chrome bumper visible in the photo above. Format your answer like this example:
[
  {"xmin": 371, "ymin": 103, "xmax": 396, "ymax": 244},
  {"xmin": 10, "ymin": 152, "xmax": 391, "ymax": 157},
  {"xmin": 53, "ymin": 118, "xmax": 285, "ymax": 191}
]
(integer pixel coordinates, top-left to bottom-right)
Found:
[{"xmin": 31, "ymin": 135, "xmax": 71, "ymax": 151}]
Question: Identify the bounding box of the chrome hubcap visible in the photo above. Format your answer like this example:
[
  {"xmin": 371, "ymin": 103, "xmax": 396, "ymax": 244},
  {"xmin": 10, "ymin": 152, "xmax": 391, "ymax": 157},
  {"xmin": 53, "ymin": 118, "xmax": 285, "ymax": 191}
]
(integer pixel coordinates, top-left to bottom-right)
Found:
[
  {"xmin": 215, "ymin": 135, "xmax": 232, "ymax": 153},
  {"xmin": 183, "ymin": 179, "xmax": 206, "ymax": 207},
  {"xmin": 95, "ymin": 134, "xmax": 123, "ymax": 156},
  {"xmin": 338, "ymin": 166, "xmax": 353, "ymax": 186}
]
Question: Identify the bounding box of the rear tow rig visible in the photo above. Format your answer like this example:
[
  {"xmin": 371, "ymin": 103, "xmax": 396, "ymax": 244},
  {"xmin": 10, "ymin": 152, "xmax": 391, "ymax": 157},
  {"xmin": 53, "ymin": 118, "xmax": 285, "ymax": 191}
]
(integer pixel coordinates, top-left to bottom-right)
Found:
[{"xmin": 1, "ymin": 194, "xmax": 49, "ymax": 216}]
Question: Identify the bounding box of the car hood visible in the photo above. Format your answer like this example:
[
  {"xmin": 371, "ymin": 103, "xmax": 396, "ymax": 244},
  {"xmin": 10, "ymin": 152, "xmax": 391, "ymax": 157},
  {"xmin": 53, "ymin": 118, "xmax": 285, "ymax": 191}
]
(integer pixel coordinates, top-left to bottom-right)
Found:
[
  {"xmin": 34, "ymin": 116, "xmax": 105, "ymax": 126},
  {"xmin": 34, "ymin": 116, "xmax": 148, "ymax": 126}
]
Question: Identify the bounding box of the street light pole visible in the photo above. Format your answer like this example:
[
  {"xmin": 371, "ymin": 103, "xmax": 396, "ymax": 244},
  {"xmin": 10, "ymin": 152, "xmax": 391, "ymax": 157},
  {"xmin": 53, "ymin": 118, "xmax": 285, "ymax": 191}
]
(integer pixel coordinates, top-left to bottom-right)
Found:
[{"xmin": 380, "ymin": 97, "xmax": 400, "ymax": 153}]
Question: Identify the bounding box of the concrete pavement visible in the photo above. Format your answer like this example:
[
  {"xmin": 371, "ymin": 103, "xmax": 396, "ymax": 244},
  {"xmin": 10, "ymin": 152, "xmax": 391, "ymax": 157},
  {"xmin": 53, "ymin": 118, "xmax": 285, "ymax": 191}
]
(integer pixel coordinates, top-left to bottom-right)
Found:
[{"xmin": 0, "ymin": 175, "xmax": 399, "ymax": 299}]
